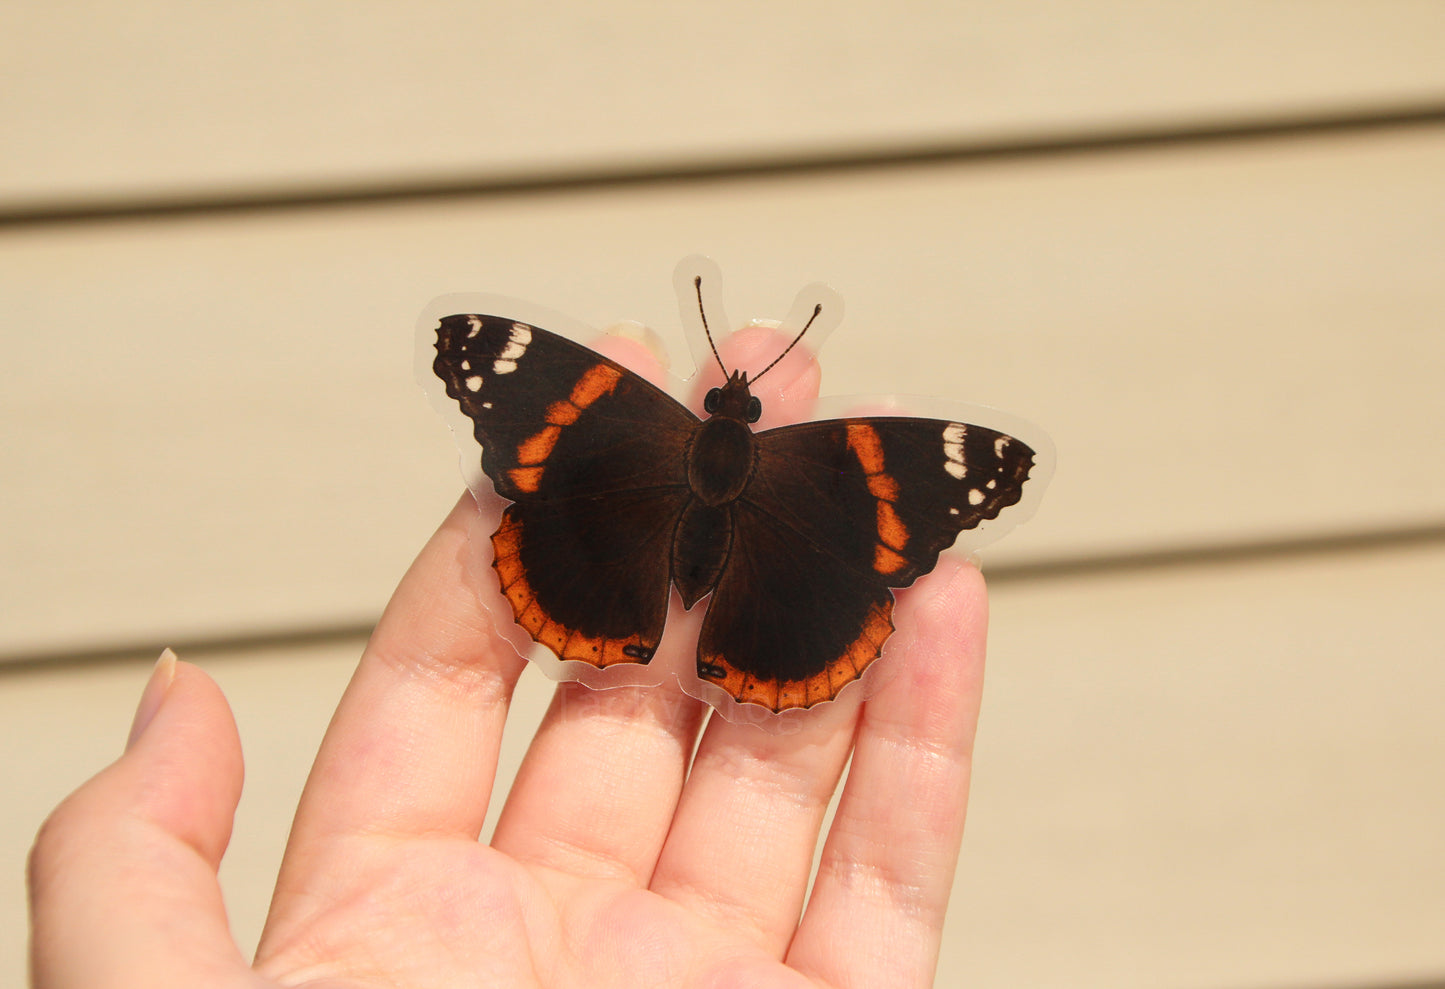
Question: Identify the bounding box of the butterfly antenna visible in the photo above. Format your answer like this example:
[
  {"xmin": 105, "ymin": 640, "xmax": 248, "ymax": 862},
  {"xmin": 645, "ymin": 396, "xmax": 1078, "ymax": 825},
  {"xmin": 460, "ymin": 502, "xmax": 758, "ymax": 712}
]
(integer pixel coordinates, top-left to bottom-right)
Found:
[
  {"xmin": 750, "ymin": 303, "xmax": 822, "ymax": 384},
  {"xmin": 695, "ymin": 275, "xmax": 728, "ymax": 377}
]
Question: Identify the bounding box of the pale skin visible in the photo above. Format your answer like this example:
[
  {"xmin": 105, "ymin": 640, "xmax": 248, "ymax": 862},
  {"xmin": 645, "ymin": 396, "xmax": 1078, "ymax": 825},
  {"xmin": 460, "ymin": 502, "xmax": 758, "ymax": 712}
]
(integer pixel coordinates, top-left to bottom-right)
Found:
[{"xmin": 28, "ymin": 327, "xmax": 991, "ymax": 989}]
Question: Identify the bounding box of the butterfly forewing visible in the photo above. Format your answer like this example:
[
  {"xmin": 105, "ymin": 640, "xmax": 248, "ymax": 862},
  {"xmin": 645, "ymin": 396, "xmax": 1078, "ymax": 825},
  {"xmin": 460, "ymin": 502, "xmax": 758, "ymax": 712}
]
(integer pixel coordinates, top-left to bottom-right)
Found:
[
  {"xmin": 434, "ymin": 315, "xmax": 696, "ymax": 500},
  {"xmin": 747, "ymin": 417, "xmax": 1035, "ymax": 587}
]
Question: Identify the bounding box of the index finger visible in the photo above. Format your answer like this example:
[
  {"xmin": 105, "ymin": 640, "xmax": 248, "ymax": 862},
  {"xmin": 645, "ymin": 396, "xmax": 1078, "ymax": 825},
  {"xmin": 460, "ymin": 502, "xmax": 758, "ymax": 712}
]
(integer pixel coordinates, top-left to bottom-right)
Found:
[{"xmin": 265, "ymin": 327, "xmax": 673, "ymax": 913}]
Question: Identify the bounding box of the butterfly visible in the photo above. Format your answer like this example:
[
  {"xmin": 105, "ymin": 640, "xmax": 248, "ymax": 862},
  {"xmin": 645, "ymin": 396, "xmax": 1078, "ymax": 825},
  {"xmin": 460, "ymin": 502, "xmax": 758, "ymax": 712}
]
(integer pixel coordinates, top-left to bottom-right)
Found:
[{"xmin": 432, "ymin": 275, "xmax": 1042, "ymax": 712}]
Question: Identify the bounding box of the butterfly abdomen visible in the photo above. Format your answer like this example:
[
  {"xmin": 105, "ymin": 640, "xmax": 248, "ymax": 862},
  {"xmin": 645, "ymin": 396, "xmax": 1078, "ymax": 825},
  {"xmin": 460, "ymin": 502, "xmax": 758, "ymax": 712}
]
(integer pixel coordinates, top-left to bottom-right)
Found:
[{"xmin": 672, "ymin": 500, "xmax": 732, "ymax": 609}]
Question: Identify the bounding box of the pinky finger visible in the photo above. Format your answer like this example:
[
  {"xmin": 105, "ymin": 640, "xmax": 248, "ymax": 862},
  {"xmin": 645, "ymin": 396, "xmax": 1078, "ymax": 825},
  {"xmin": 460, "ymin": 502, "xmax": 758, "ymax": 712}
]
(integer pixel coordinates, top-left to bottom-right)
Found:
[{"xmin": 787, "ymin": 561, "xmax": 988, "ymax": 989}]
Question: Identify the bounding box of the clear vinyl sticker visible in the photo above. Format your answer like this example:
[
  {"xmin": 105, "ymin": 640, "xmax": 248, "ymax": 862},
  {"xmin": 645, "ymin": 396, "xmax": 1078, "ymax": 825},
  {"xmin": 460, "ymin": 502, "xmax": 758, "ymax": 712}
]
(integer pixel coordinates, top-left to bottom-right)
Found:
[{"xmin": 417, "ymin": 256, "xmax": 1053, "ymax": 729}]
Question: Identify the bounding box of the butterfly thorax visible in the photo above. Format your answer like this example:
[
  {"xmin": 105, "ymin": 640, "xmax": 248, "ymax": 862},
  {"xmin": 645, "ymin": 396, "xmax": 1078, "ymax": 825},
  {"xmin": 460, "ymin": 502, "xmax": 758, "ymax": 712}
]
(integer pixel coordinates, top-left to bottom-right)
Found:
[{"xmin": 686, "ymin": 372, "xmax": 760, "ymax": 508}]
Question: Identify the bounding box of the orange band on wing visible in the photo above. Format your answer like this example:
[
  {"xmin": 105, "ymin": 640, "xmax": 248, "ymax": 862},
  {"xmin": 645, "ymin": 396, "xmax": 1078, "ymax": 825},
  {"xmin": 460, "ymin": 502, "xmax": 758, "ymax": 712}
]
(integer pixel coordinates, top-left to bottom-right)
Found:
[
  {"xmin": 846, "ymin": 423, "xmax": 885, "ymax": 474},
  {"xmin": 507, "ymin": 467, "xmax": 544, "ymax": 493},
  {"xmin": 873, "ymin": 544, "xmax": 907, "ymax": 575},
  {"xmin": 848, "ymin": 422, "xmax": 911, "ymax": 572},
  {"xmin": 866, "ymin": 472, "xmax": 899, "ymax": 501},
  {"xmin": 569, "ymin": 363, "xmax": 623, "ymax": 408},
  {"xmin": 515, "ymin": 425, "xmax": 561, "ymax": 465},
  {"xmin": 506, "ymin": 364, "xmax": 622, "ymax": 495},
  {"xmin": 546, "ymin": 400, "xmax": 580, "ymax": 425},
  {"xmin": 876, "ymin": 501, "xmax": 908, "ymax": 550},
  {"xmin": 698, "ymin": 600, "xmax": 895, "ymax": 711}
]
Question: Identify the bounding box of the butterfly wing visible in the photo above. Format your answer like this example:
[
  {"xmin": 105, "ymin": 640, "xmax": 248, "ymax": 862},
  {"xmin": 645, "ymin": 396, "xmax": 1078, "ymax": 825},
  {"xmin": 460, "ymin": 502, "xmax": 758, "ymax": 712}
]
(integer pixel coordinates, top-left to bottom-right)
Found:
[
  {"xmin": 434, "ymin": 314, "xmax": 697, "ymax": 666},
  {"xmin": 750, "ymin": 417, "xmax": 1035, "ymax": 585},
  {"xmin": 696, "ymin": 499, "xmax": 898, "ymax": 711},
  {"xmin": 697, "ymin": 416, "xmax": 1036, "ymax": 709}
]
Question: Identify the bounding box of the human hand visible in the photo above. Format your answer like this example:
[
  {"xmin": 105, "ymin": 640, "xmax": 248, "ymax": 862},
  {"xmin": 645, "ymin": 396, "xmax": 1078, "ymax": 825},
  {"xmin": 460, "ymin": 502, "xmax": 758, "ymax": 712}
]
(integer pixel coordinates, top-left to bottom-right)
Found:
[{"xmin": 29, "ymin": 327, "xmax": 990, "ymax": 989}]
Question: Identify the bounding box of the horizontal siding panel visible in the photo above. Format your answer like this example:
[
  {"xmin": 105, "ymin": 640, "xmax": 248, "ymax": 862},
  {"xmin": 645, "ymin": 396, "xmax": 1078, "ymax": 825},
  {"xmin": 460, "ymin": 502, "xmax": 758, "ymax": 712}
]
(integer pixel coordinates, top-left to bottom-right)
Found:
[
  {"xmin": 2, "ymin": 126, "xmax": 1443, "ymax": 658},
  {"xmin": 3, "ymin": 1, "xmax": 1445, "ymax": 210},
  {"xmin": 2, "ymin": 541, "xmax": 1442, "ymax": 987},
  {"xmin": 953, "ymin": 539, "xmax": 1445, "ymax": 987}
]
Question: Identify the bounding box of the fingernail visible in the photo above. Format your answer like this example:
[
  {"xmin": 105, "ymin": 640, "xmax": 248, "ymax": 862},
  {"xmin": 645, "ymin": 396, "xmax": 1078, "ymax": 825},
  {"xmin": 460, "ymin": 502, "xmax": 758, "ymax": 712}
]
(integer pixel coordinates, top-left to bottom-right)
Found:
[
  {"xmin": 722, "ymin": 323, "xmax": 820, "ymax": 426},
  {"xmin": 127, "ymin": 648, "xmax": 178, "ymax": 750},
  {"xmin": 602, "ymin": 320, "xmax": 671, "ymax": 372}
]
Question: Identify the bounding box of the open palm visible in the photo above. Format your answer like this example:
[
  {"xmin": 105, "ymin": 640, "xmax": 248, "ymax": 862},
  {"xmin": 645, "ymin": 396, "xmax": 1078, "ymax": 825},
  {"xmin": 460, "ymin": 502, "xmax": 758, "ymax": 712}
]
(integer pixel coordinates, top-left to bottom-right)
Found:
[{"xmin": 30, "ymin": 330, "xmax": 990, "ymax": 989}]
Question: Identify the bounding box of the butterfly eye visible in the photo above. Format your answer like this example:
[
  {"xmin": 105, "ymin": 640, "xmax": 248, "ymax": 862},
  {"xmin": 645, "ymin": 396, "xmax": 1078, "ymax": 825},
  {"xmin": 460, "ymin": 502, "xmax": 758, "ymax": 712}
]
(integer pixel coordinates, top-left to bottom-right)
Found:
[
  {"xmin": 704, "ymin": 388, "xmax": 721, "ymax": 413},
  {"xmin": 746, "ymin": 396, "xmax": 762, "ymax": 423}
]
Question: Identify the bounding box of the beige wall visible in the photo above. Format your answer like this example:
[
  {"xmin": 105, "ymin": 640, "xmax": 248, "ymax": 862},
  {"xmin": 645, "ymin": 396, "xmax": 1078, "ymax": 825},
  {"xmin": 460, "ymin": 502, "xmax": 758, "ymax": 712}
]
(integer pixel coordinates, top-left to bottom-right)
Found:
[{"xmin": 3, "ymin": 4, "xmax": 1444, "ymax": 986}]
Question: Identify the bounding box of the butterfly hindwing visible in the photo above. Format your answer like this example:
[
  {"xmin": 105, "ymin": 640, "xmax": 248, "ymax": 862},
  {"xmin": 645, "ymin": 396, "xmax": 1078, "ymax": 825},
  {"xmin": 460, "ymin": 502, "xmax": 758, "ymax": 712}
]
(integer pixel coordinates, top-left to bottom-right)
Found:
[
  {"xmin": 492, "ymin": 492, "xmax": 687, "ymax": 667},
  {"xmin": 435, "ymin": 315, "xmax": 698, "ymax": 667},
  {"xmin": 697, "ymin": 500, "xmax": 897, "ymax": 711}
]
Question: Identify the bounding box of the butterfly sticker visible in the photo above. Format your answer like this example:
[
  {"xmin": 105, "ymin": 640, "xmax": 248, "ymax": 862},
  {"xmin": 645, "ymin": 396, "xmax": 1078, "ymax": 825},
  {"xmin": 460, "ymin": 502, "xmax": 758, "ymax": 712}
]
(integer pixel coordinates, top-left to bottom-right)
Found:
[{"xmin": 427, "ymin": 259, "xmax": 1049, "ymax": 714}]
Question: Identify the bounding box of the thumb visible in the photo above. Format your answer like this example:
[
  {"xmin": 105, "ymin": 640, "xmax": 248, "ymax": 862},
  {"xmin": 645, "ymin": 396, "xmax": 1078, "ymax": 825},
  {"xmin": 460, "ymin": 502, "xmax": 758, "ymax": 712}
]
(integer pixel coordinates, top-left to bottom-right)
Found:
[{"xmin": 28, "ymin": 650, "xmax": 256, "ymax": 989}]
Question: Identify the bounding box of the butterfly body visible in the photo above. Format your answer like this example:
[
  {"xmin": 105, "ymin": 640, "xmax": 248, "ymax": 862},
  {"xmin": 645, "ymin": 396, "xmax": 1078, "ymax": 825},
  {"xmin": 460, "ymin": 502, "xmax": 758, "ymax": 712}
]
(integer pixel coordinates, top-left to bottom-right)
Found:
[{"xmin": 434, "ymin": 311, "xmax": 1039, "ymax": 712}]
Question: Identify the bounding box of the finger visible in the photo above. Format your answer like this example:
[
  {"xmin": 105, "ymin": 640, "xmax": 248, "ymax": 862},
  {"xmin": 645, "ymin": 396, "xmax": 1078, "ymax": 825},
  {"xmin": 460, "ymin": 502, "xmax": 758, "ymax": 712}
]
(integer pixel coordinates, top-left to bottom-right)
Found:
[
  {"xmin": 491, "ymin": 325, "xmax": 817, "ymax": 886},
  {"xmin": 273, "ymin": 489, "xmax": 527, "ymax": 862},
  {"xmin": 649, "ymin": 696, "xmax": 860, "ymax": 953},
  {"xmin": 29, "ymin": 651, "xmax": 253, "ymax": 989},
  {"xmin": 647, "ymin": 327, "xmax": 848, "ymax": 951},
  {"xmin": 788, "ymin": 560, "xmax": 988, "ymax": 989}
]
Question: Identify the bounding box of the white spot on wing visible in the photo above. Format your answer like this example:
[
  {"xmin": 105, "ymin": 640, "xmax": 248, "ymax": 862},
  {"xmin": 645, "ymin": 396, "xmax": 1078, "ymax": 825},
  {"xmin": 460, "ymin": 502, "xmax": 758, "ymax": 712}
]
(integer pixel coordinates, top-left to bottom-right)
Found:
[
  {"xmin": 968, "ymin": 488, "xmax": 985, "ymax": 505},
  {"xmin": 499, "ymin": 341, "xmax": 526, "ymax": 360},
  {"xmin": 465, "ymin": 376, "xmax": 482, "ymax": 392},
  {"xmin": 509, "ymin": 323, "xmax": 532, "ymax": 345},
  {"xmin": 493, "ymin": 359, "xmax": 517, "ymax": 374},
  {"xmin": 466, "ymin": 316, "xmax": 483, "ymax": 338},
  {"xmin": 994, "ymin": 436, "xmax": 1011, "ymax": 456},
  {"xmin": 949, "ymin": 507, "xmax": 960, "ymax": 516},
  {"xmin": 460, "ymin": 360, "xmax": 470, "ymax": 370},
  {"xmin": 943, "ymin": 423, "xmax": 968, "ymax": 478},
  {"xmin": 481, "ymin": 401, "xmax": 493, "ymax": 409}
]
